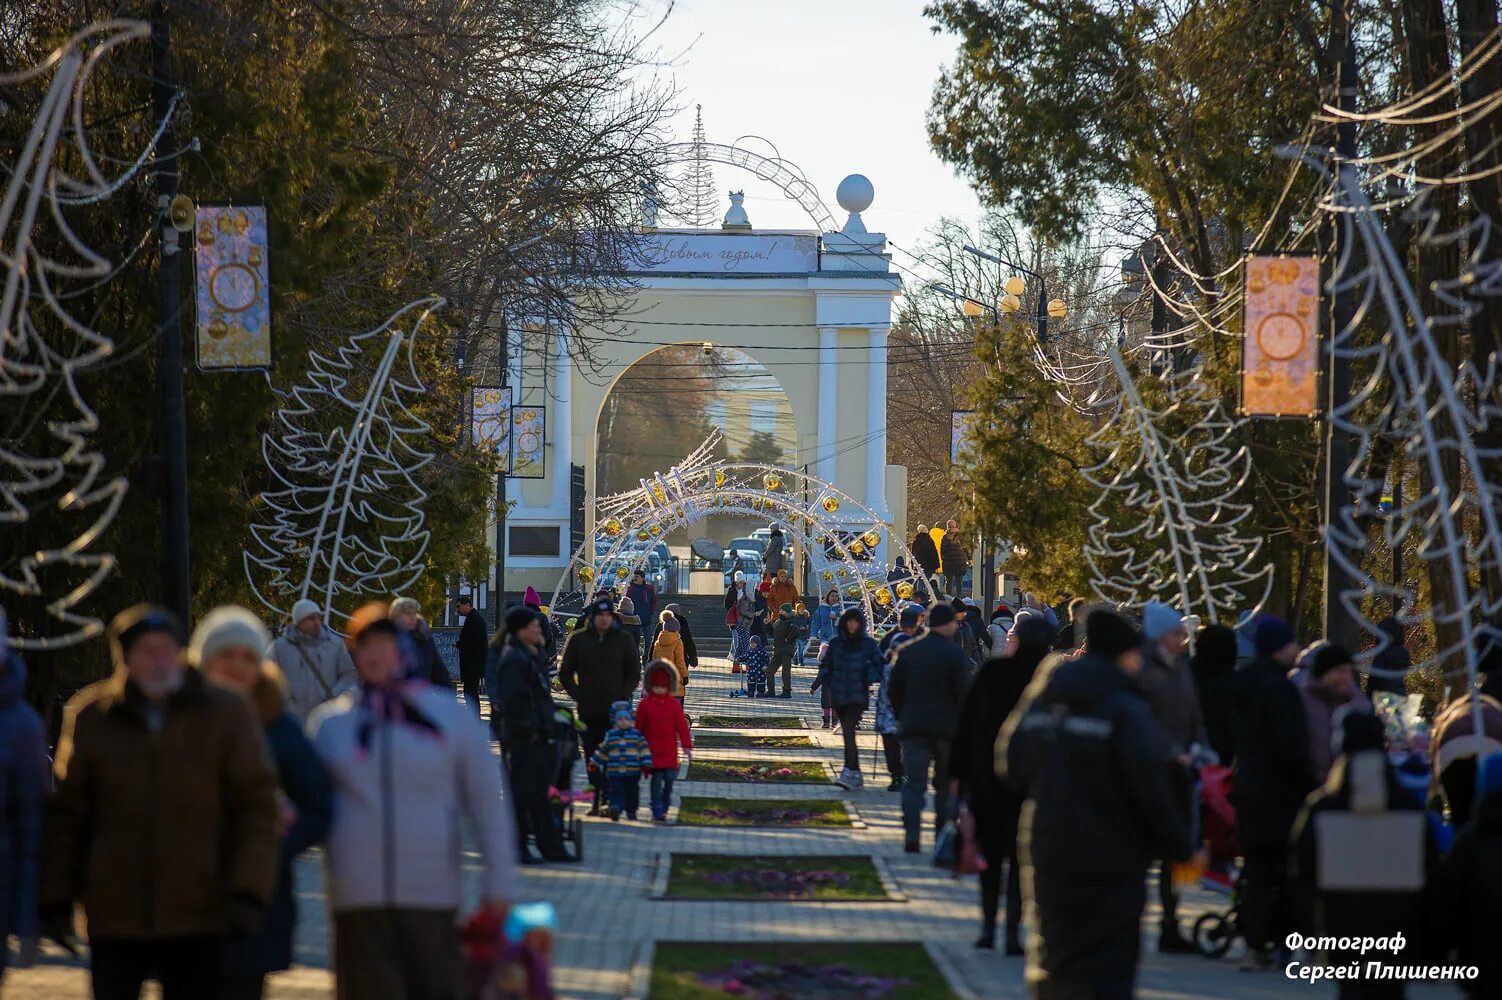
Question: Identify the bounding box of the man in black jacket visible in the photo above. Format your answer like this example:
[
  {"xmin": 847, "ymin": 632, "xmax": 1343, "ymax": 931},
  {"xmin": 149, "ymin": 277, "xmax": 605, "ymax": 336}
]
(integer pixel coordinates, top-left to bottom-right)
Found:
[
  {"xmin": 998, "ymin": 609, "xmax": 1190, "ymax": 999},
  {"xmin": 911, "ymin": 525, "xmax": 940, "ymax": 589},
  {"xmin": 1230, "ymin": 616, "xmax": 1315, "ymax": 969},
  {"xmin": 558, "ymin": 597, "xmax": 642, "ymax": 811},
  {"xmin": 455, "ymin": 595, "xmax": 488, "ymax": 716},
  {"xmin": 889, "ymin": 603, "xmax": 971, "ymax": 852},
  {"xmin": 492, "ymin": 608, "xmax": 573, "ymax": 863}
]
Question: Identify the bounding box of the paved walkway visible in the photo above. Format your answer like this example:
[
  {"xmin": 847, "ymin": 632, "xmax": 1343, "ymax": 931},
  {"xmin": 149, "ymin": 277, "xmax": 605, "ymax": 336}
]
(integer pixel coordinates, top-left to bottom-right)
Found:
[{"xmin": 4, "ymin": 655, "xmax": 1453, "ymax": 998}]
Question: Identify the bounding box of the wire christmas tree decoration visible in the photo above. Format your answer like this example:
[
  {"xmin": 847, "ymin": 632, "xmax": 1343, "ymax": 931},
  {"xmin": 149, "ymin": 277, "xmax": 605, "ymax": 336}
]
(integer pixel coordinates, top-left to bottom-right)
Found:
[
  {"xmin": 671, "ymin": 104, "xmax": 720, "ymax": 228},
  {"xmin": 245, "ymin": 297, "xmax": 444, "ymax": 628},
  {"xmin": 1081, "ymin": 348, "xmax": 1273, "ymax": 623},
  {"xmin": 1291, "ymin": 150, "xmax": 1502, "ymax": 689},
  {"xmin": 1, "ymin": 21, "xmax": 156, "ymax": 649}
]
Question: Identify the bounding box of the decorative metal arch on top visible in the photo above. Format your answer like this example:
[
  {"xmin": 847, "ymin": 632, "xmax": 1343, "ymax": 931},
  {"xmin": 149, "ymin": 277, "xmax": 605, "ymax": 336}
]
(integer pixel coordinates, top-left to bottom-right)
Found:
[
  {"xmin": 548, "ymin": 434, "xmax": 937, "ymax": 629},
  {"xmin": 659, "ymin": 141, "xmax": 838, "ymax": 233}
]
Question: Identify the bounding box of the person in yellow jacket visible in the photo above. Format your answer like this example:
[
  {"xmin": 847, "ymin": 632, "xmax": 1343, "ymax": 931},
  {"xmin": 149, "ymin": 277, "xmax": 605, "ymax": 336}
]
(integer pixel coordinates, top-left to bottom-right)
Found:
[{"xmin": 650, "ymin": 611, "xmax": 688, "ymax": 701}]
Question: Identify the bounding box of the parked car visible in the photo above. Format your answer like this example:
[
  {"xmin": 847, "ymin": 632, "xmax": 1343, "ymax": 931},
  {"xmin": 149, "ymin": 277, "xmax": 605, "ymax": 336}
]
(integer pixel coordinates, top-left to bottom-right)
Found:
[{"xmin": 725, "ymin": 535, "xmax": 766, "ymax": 559}]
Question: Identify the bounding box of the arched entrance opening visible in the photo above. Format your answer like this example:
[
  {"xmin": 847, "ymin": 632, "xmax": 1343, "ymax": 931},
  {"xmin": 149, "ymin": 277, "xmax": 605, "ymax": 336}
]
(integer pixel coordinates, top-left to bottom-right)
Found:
[
  {"xmin": 595, "ymin": 345, "xmax": 797, "ymax": 589},
  {"xmin": 550, "ymin": 433, "xmax": 936, "ymax": 626}
]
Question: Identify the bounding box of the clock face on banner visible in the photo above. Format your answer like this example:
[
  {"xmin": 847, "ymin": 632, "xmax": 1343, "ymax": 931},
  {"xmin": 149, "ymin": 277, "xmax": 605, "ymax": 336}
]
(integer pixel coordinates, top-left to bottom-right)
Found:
[
  {"xmin": 209, "ymin": 262, "xmax": 260, "ymax": 312},
  {"xmin": 1255, "ymin": 312, "xmax": 1306, "ymax": 361},
  {"xmin": 194, "ymin": 205, "xmax": 272, "ymax": 370}
]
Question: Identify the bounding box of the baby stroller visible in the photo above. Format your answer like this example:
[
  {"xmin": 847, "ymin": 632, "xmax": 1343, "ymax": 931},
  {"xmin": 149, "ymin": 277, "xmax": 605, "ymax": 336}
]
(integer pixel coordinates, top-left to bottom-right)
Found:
[
  {"xmin": 1192, "ymin": 764, "xmax": 1243, "ymax": 958},
  {"xmin": 544, "ymin": 706, "xmax": 587, "ymax": 860}
]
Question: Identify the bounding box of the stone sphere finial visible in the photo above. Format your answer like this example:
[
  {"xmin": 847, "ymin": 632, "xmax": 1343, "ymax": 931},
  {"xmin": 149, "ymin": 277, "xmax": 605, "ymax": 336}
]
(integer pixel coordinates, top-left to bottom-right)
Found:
[{"xmin": 836, "ymin": 174, "xmax": 874, "ymax": 215}]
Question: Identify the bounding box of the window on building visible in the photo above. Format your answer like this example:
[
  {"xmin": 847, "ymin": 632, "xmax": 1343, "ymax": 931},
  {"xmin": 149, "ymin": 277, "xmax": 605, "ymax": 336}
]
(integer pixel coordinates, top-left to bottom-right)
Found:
[{"xmin": 509, "ymin": 525, "xmax": 560, "ymax": 557}]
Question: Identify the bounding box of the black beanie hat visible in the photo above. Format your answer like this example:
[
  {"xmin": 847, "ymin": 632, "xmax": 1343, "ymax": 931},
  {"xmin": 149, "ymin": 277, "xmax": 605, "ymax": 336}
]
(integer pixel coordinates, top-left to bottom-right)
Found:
[
  {"xmin": 1311, "ymin": 643, "xmax": 1355, "ymax": 679},
  {"xmin": 108, "ymin": 604, "xmax": 183, "ymax": 663},
  {"xmin": 1013, "ymin": 616, "xmax": 1055, "ymax": 650},
  {"xmin": 1086, "ymin": 609, "xmax": 1139, "ymax": 660},
  {"xmin": 505, "ymin": 606, "xmax": 540, "ymax": 634}
]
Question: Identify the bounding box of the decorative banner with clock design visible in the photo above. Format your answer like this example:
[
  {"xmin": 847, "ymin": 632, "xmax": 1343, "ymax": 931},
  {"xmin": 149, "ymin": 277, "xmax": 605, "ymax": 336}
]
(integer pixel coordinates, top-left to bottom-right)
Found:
[
  {"xmin": 1241, "ymin": 253, "xmax": 1319, "ymax": 417},
  {"xmin": 471, "ymin": 386, "xmax": 511, "ymax": 465},
  {"xmin": 194, "ymin": 204, "xmax": 272, "ymax": 370},
  {"xmin": 510, "ymin": 406, "xmax": 545, "ymax": 478}
]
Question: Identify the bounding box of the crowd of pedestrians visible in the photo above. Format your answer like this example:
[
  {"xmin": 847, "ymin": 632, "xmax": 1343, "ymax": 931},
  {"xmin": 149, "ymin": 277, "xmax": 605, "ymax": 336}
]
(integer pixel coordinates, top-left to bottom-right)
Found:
[
  {"xmin": 1, "ymin": 596, "xmax": 516, "ymax": 999},
  {"xmin": 831, "ymin": 584, "xmax": 1502, "ymax": 999}
]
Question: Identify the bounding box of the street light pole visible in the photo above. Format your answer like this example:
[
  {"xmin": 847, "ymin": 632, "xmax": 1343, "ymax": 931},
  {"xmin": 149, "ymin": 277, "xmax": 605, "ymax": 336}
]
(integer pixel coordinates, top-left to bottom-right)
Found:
[
  {"xmin": 495, "ymin": 314, "xmax": 509, "ymax": 611},
  {"xmin": 151, "ymin": 2, "xmax": 190, "ymax": 624}
]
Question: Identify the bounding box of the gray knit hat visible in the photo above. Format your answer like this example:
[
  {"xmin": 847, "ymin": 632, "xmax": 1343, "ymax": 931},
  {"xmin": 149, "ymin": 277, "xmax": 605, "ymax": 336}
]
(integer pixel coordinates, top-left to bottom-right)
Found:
[{"xmin": 190, "ymin": 605, "xmax": 272, "ymax": 666}]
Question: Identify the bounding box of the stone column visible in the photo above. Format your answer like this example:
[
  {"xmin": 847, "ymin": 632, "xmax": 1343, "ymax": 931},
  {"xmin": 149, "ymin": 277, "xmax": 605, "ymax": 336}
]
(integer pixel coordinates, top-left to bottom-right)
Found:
[
  {"xmin": 865, "ymin": 327, "xmax": 888, "ymax": 516},
  {"xmin": 818, "ymin": 327, "xmax": 838, "ymax": 483}
]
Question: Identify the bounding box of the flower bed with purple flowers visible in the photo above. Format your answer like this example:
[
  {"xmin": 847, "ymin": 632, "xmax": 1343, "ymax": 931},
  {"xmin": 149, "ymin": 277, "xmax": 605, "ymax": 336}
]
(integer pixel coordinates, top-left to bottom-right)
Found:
[
  {"xmin": 663, "ymin": 854, "xmax": 887, "ymax": 901},
  {"xmin": 675, "ymin": 797, "xmax": 853, "ymax": 828},
  {"xmin": 685, "ymin": 758, "xmax": 826, "ymax": 783},
  {"xmin": 649, "ymin": 942, "xmax": 958, "ymax": 999}
]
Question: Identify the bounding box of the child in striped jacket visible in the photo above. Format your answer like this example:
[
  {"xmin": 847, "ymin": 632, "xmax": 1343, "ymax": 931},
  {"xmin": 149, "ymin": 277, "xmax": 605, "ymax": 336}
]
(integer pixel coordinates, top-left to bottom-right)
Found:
[{"xmin": 590, "ymin": 700, "xmax": 653, "ymax": 820}]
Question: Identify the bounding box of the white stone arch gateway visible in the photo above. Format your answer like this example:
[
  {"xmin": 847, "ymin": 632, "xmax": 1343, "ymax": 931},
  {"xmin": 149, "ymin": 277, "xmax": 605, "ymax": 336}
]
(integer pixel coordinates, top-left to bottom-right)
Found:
[
  {"xmin": 495, "ymin": 168, "xmax": 904, "ymax": 597},
  {"xmin": 547, "ymin": 435, "xmax": 937, "ymax": 622}
]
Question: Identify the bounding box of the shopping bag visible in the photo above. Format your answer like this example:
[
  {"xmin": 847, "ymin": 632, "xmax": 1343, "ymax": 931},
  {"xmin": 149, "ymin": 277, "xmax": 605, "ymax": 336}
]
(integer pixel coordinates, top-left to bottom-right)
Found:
[{"xmin": 932, "ymin": 819, "xmax": 960, "ymax": 870}]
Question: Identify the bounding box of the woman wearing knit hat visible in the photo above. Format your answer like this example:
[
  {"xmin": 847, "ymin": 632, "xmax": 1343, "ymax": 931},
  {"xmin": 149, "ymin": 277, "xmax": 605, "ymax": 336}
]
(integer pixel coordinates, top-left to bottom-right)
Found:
[
  {"xmin": 267, "ymin": 599, "xmax": 357, "ymax": 720},
  {"xmin": 997, "ymin": 608, "xmax": 1189, "ymax": 996},
  {"xmin": 308, "ymin": 602, "xmax": 518, "ymax": 995},
  {"xmin": 650, "ymin": 610, "xmax": 688, "ymax": 700},
  {"xmin": 196, "ymin": 606, "xmax": 333, "ymax": 999}
]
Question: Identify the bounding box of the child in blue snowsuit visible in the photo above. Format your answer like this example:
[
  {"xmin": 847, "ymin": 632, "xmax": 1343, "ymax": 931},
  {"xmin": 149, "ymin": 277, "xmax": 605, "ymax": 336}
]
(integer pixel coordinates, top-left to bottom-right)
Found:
[
  {"xmin": 590, "ymin": 700, "xmax": 653, "ymax": 820},
  {"xmin": 744, "ymin": 634, "xmax": 771, "ymax": 698}
]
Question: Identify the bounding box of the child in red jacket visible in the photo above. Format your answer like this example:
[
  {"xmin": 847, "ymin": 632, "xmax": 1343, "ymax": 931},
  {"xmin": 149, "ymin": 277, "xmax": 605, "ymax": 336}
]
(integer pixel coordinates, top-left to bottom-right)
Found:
[{"xmin": 637, "ymin": 660, "xmax": 692, "ymax": 823}]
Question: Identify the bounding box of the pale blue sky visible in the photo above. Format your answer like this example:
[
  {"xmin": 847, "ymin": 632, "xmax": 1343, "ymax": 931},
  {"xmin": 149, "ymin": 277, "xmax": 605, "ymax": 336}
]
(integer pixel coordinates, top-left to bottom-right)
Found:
[{"xmin": 640, "ymin": 0, "xmax": 984, "ymax": 268}]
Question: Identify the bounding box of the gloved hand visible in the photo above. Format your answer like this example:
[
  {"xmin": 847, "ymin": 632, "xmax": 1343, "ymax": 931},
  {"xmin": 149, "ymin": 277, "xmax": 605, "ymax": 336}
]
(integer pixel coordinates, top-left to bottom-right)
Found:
[
  {"xmin": 38, "ymin": 902, "xmax": 77, "ymax": 955},
  {"xmin": 224, "ymin": 892, "xmax": 266, "ymax": 935}
]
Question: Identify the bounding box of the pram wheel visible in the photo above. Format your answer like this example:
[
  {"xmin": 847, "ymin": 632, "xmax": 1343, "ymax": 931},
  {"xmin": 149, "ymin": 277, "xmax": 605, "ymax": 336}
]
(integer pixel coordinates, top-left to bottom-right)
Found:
[
  {"xmin": 570, "ymin": 815, "xmax": 585, "ymax": 860},
  {"xmin": 1193, "ymin": 912, "xmax": 1234, "ymax": 959}
]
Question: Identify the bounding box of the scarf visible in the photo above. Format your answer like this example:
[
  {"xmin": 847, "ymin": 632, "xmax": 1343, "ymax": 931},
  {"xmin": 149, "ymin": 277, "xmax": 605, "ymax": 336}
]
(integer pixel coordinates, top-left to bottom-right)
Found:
[{"xmin": 357, "ymin": 681, "xmax": 442, "ymax": 752}]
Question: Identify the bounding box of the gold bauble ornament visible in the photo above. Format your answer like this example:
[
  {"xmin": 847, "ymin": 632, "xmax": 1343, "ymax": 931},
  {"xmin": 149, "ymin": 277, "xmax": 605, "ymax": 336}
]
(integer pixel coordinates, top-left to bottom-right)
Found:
[
  {"xmin": 539, "ymin": 605, "xmax": 550, "ymax": 615},
  {"xmin": 821, "ymin": 496, "xmax": 840, "ymax": 513},
  {"xmin": 849, "ymin": 540, "xmax": 865, "ymax": 556},
  {"xmin": 763, "ymin": 473, "xmax": 782, "ymax": 491},
  {"xmin": 636, "ymin": 529, "xmax": 651, "ymax": 542},
  {"xmin": 652, "ymin": 485, "xmax": 667, "ymax": 503},
  {"xmin": 863, "ymin": 530, "xmax": 881, "ymax": 548},
  {"xmin": 615, "ymin": 565, "xmax": 631, "ymax": 579},
  {"xmin": 816, "ymin": 534, "xmax": 828, "ymax": 545},
  {"xmin": 845, "ymin": 584, "xmax": 861, "ymax": 598},
  {"xmin": 714, "ymin": 469, "xmax": 727, "ymax": 488},
  {"xmin": 602, "ymin": 517, "xmax": 622, "ymax": 537},
  {"xmin": 578, "ymin": 566, "xmax": 595, "ymax": 584},
  {"xmin": 648, "ymin": 524, "xmax": 663, "ymax": 537},
  {"xmin": 836, "ymin": 567, "xmax": 848, "ymax": 579},
  {"xmin": 821, "ymin": 570, "xmax": 834, "ymax": 582},
  {"xmin": 674, "ymin": 504, "xmax": 686, "ymax": 518},
  {"xmin": 896, "ymin": 582, "xmax": 915, "ymax": 600},
  {"xmin": 875, "ymin": 589, "xmax": 893, "ymax": 606},
  {"xmin": 565, "ymin": 617, "xmax": 578, "ymax": 630}
]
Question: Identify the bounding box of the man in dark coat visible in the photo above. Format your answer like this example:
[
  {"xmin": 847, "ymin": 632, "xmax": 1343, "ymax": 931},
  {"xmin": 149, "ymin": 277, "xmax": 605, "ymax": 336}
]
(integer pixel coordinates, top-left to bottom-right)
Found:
[
  {"xmin": 626, "ymin": 570, "xmax": 658, "ymax": 660},
  {"xmin": 493, "ymin": 608, "xmax": 574, "ymax": 863},
  {"xmin": 811, "ymin": 608, "xmax": 884, "ymax": 790},
  {"xmin": 39, "ymin": 606, "xmax": 279, "ymax": 997},
  {"xmin": 998, "ymin": 609, "xmax": 1191, "ymax": 999},
  {"xmin": 455, "ymin": 595, "xmax": 489, "ymax": 716},
  {"xmin": 1229, "ymin": 616, "xmax": 1315, "ymax": 969},
  {"xmin": 948, "ymin": 614, "xmax": 1054, "ymax": 954},
  {"xmin": 889, "ymin": 603, "xmax": 972, "ymax": 852},
  {"xmin": 911, "ymin": 524, "xmax": 940, "ymax": 583},
  {"xmin": 939, "ymin": 519, "xmax": 970, "ymax": 599},
  {"xmin": 1365, "ymin": 616, "xmax": 1412, "ymax": 696},
  {"xmin": 558, "ymin": 597, "xmax": 641, "ymax": 810},
  {"xmin": 1189, "ymin": 623, "xmax": 1238, "ymax": 766},
  {"xmin": 1288, "ymin": 714, "xmax": 1437, "ymax": 998},
  {"xmin": 0, "ymin": 613, "xmax": 46, "ymax": 978},
  {"xmin": 1431, "ymin": 751, "xmax": 1502, "ymax": 997}
]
